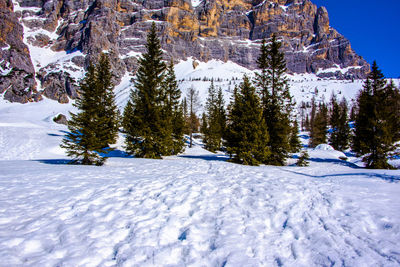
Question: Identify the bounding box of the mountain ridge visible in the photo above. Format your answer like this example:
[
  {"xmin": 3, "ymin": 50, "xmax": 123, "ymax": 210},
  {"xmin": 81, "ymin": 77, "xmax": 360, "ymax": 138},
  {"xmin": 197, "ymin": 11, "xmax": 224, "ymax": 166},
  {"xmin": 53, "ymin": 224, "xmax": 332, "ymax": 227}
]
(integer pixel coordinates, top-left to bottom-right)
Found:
[{"xmin": 0, "ymin": 0, "xmax": 370, "ymax": 103}]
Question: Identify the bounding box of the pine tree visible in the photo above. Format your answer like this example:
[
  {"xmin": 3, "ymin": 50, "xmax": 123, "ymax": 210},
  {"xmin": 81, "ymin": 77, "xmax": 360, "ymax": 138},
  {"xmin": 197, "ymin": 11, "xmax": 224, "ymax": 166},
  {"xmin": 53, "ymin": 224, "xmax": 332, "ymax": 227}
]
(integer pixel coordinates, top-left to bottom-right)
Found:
[
  {"xmin": 352, "ymin": 61, "xmax": 398, "ymax": 169},
  {"xmin": 225, "ymin": 76, "xmax": 270, "ymax": 165},
  {"xmin": 309, "ymin": 103, "xmax": 328, "ymax": 148},
  {"xmin": 123, "ymin": 22, "xmax": 167, "ymax": 158},
  {"xmin": 61, "ymin": 54, "xmax": 119, "ymax": 165},
  {"xmin": 296, "ymin": 150, "xmax": 310, "ymax": 167},
  {"xmin": 200, "ymin": 112, "xmax": 208, "ymax": 139},
  {"xmin": 254, "ymin": 35, "xmax": 294, "ymax": 165},
  {"xmin": 385, "ymin": 80, "xmax": 400, "ymax": 143},
  {"xmin": 289, "ymin": 119, "xmax": 302, "ymax": 153},
  {"xmin": 203, "ymin": 81, "xmax": 226, "ymax": 152},
  {"xmin": 162, "ymin": 60, "xmax": 185, "ymax": 155},
  {"xmin": 182, "ymin": 98, "xmax": 190, "ymax": 135},
  {"xmin": 95, "ymin": 54, "xmax": 120, "ymax": 147},
  {"xmin": 329, "ymin": 95, "xmax": 350, "ymax": 151}
]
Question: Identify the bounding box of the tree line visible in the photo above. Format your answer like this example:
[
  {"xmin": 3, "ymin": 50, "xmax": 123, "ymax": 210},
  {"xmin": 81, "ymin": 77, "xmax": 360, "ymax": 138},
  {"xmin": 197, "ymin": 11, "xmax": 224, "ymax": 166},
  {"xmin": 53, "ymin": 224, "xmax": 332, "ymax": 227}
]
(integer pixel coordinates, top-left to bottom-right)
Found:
[
  {"xmin": 62, "ymin": 22, "xmax": 400, "ymax": 169},
  {"xmin": 304, "ymin": 61, "xmax": 400, "ymax": 168}
]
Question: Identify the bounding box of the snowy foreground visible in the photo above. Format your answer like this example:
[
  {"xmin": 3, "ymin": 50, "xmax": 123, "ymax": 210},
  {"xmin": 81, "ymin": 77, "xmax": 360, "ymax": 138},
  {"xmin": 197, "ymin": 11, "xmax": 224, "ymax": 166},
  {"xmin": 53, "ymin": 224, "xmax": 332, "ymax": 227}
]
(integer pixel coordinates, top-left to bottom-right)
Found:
[
  {"xmin": 1, "ymin": 149, "xmax": 400, "ymax": 266},
  {"xmin": 1, "ymin": 101, "xmax": 400, "ymax": 266}
]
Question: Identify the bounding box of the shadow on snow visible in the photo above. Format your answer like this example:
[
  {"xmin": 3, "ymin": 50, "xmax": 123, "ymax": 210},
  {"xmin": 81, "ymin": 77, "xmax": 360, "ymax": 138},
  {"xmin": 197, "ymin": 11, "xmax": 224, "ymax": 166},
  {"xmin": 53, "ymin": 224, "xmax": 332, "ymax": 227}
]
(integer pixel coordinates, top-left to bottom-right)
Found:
[
  {"xmin": 283, "ymin": 168, "xmax": 400, "ymax": 183},
  {"xmin": 177, "ymin": 154, "xmax": 229, "ymax": 162}
]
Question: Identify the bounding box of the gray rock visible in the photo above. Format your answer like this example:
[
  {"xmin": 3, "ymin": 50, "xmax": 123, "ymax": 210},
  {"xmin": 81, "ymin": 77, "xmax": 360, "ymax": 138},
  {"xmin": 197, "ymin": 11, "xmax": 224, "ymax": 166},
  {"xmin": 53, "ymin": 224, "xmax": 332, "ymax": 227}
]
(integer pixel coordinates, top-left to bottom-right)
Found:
[
  {"xmin": 53, "ymin": 114, "xmax": 68, "ymax": 125},
  {"xmin": 0, "ymin": 0, "xmax": 37, "ymax": 103}
]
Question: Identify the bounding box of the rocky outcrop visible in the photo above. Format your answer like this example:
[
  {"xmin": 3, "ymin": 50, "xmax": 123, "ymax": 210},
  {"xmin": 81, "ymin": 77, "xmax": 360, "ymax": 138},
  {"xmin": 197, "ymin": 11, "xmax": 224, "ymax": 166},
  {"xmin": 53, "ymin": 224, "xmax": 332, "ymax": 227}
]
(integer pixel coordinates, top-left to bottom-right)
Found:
[
  {"xmin": 0, "ymin": 0, "xmax": 38, "ymax": 103},
  {"xmin": 53, "ymin": 113, "xmax": 68, "ymax": 125},
  {"xmin": 37, "ymin": 71, "xmax": 78, "ymax": 103},
  {"xmin": 1, "ymin": 0, "xmax": 370, "ymax": 103}
]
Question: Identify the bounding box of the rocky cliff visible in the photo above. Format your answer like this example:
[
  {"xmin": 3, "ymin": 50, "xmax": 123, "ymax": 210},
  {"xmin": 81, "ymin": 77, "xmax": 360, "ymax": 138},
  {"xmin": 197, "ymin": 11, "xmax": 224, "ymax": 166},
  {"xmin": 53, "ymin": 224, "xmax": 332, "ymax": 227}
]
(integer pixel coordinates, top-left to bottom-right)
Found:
[{"xmin": 0, "ymin": 0, "xmax": 370, "ymax": 103}]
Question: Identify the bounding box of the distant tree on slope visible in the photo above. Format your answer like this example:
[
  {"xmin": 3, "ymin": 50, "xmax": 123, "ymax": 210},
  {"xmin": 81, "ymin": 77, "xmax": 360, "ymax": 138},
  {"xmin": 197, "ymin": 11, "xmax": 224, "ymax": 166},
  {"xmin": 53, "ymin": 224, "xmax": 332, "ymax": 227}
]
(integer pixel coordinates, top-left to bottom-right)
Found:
[
  {"xmin": 186, "ymin": 86, "xmax": 201, "ymax": 148},
  {"xmin": 202, "ymin": 81, "xmax": 226, "ymax": 152},
  {"xmin": 329, "ymin": 95, "xmax": 350, "ymax": 151},
  {"xmin": 309, "ymin": 103, "xmax": 328, "ymax": 148}
]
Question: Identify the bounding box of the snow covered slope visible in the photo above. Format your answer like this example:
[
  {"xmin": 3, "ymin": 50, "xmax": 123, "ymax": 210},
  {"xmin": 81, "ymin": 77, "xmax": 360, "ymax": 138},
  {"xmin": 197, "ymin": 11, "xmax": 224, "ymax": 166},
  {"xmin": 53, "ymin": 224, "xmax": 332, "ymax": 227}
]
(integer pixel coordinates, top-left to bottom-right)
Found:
[
  {"xmin": 116, "ymin": 58, "xmax": 400, "ymax": 111},
  {"xmin": 0, "ymin": 91, "xmax": 400, "ymax": 266}
]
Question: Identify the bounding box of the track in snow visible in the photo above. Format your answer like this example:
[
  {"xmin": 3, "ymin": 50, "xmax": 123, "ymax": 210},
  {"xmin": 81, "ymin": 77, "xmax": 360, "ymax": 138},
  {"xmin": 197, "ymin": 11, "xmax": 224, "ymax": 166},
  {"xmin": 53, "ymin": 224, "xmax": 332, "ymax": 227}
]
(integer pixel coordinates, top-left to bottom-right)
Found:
[{"xmin": 0, "ymin": 149, "xmax": 399, "ymax": 266}]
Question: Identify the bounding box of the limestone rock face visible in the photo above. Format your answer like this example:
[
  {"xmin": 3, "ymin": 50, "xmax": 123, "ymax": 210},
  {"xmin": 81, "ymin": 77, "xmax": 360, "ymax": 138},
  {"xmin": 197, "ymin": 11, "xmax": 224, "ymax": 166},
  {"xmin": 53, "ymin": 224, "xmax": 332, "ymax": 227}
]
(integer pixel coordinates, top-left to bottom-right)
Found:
[
  {"xmin": 0, "ymin": 0, "xmax": 38, "ymax": 103},
  {"xmin": 1, "ymin": 0, "xmax": 370, "ymax": 103}
]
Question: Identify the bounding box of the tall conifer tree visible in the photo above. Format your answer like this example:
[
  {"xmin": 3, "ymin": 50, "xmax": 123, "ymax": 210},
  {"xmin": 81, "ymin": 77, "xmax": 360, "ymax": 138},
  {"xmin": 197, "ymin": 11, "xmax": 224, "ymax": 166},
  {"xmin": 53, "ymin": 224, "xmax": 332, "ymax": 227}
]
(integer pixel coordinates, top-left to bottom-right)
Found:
[
  {"xmin": 329, "ymin": 95, "xmax": 350, "ymax": 151},
  {"xmin": 254, "ymin": 35, "xmax": 294, "ymax": 165},
  {"xmin": 162, "ymin": 60, "xmax": 185, "ymax": 155},
  {"xmin": 123, "ymin": 22, "xmax": 166, "ymax": 158},
  {"xmin": 309, "ymin": 103, "xmax": 328, "ymax": 148},
  {"xmin": 225, "ymin": 76, "xmax": 270, "ymax": 165},
  {"xmin": 61, "ymin": 54, "xmax": 119, "ymax": 165},
  {"xmin": 203, "ymin": 81, "xmax": 226, "ymax": 152},
  {"xmin": 352, "ymin": 61, "xmax": 398, "ymax": 168}
]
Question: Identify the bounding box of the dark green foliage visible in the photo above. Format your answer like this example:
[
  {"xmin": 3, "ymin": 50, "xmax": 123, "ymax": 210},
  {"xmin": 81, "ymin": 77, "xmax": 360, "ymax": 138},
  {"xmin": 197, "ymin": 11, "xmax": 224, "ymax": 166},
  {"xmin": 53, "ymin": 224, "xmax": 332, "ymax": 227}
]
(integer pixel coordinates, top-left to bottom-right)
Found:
[
  {"xmin": 352, "ymin": 61, "xmax": 399, "ymax": 169},
  {"xmin": 329, "ymin": 95, "xmax": 350, "ymax": 151},
  {"xmin": 161, "ymin": 60, "xmax": 185, "ymax": 155},
  {"xmin": 182, "ymin": 98, "xmax": 190, "ymax": 135},
  {"xmin": 200, "ymin": 112, "xmax": 208, "ymax": 138},
  {"xmin": 254, "ymin": 35, "xmax": 295, "ymax": 165},
  {"xmin": 309, "ymin": 103, "xmax": 328, "ymax": 148},
  {"xmin": 202, "ymin": 81, "xmax": 226, "ymax": 152},
  {"xmin": 225, "ymin": 76, "xmax": 270, "ymax": 165},
  {"xmin": 289, "ymin": 119, "xmax": 302, "ymax": 153},
  {"xmin": 61, "ymin": 54, "xmax": 119, "ymax": 165},
  {"xmin": 296, "ymin": 150, "xmax": 310, "ymax": 167},
  {"xmin": 123, "ymin": 22, "xmax": 167, "ymax": 158}
]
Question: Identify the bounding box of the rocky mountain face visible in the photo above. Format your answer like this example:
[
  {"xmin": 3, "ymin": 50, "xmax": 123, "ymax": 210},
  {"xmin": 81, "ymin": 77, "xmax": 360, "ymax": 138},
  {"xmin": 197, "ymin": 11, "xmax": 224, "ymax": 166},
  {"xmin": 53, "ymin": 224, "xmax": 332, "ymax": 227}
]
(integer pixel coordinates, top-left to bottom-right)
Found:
[{"xmin": 0, "ymin": 0, "xmax": 370, "ymax": 103}]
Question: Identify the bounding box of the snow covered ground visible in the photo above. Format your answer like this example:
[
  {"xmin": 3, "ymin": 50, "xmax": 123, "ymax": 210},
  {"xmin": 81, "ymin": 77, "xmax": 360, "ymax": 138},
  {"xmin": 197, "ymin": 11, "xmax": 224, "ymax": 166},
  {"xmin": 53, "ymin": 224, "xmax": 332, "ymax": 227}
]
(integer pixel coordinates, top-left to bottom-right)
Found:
[{"xmin": 1, "ymin": 95, "xmax": 400, "ymax": 266}]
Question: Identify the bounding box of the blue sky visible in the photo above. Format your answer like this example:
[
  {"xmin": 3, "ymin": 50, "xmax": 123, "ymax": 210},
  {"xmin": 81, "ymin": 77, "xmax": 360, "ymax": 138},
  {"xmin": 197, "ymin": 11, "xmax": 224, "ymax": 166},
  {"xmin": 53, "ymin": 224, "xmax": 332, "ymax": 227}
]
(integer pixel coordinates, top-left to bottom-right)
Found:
[{"xmin": 312, "ymin": 0, "xmax": 399, "ymax": 78}]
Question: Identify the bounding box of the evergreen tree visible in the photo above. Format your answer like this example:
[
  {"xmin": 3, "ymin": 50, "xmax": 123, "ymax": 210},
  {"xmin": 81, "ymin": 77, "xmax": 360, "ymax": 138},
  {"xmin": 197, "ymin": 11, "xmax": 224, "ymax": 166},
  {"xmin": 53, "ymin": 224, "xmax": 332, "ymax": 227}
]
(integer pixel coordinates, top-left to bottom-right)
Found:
[
  {"xmin": 309, "ymin": 103, "xmax": 328, "ymax": 148},
  {"xmin": 254, "ymin": 35, "xmax": 295, "ymax": 165},
  {"xmin": 296, "ymin": 150, "xmax": 310, "ymax": 167},
  {"xmin": 203, "ymin": 81, "xmax": 226, "ymax": 152},
  {"xmin": 62, "ymin": 54, "xmax": 119, "ymax": 165},
  {"xmin": 385, "ymin": 80, "xmax": 400, "ymax": 142},
  {"xmin": 123, "ymin": 22, "xmax": 167, "ymax": 158},
  {"xmin": 200, "ymin": 112, "xmax": 208, "ymax": 138},
  {"xmin": 162, "ymin": 60, "xmax": 185, "ymax": 155},
  {"xmin": 352, "ymin": 61, "xmax": 398, "ymax": 169},
  {"xmin": 304, "ymin": 114, "xmax": 310, "ymax": 132},
  {"xmin": 225, "ymin": 76, "xmax": 270, "ymax": 165},
  {"xmin": 289, "ymin": 119, "xmax": 302, "ymax": 153},
  {"xmin": 182, "ymin": 98, "xmax": 190, "ymax": 135},
  {"xmin": 309, "ymin": 96, "xmax": 317, "ymax": 133},
  {"xmin": 329, "ymin": 96, "xmax": 350, "ymax": 151}
]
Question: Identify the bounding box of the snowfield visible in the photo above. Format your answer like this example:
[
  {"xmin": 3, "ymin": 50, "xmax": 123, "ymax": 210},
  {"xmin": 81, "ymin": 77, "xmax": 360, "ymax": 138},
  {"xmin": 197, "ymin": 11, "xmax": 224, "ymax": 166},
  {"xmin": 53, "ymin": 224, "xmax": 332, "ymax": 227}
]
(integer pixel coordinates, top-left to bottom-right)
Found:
[
  {"xmin": 1, "ymin": 151, "xmax": 400, "ymax": 266},
  {"xmin": 1, "ymin": 79, "xmax": 400, "ymax": 266}
]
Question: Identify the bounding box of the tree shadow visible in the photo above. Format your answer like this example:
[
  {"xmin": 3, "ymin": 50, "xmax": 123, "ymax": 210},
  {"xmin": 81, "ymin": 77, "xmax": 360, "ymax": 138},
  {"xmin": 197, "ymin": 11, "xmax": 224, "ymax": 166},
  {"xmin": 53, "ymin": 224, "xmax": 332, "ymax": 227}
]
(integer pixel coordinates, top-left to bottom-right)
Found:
[
  {"xmin": 104, "ymin": 149, "xmax": 133, "ymax": 158},
  {"xmin": 35, "ymin": 159, "xmax": 73, "ymax": 165},
  {"xmin": 308, "ymin": 157, "xmax": 361, "ymax": 168},
  {"xmin": 178, "ymin": 154, "xmax": 229, "ymax": 162},
  {"xmin": 35, "ymin": 150, "xmax": 133, "ymax": 165},
  {"xmin": 282, "ymin": 168, "xmax": 400, "ymax": 183},
  {"xmin": 47, "ymin": 133, "xmax": 64, "ymax": 137}
]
